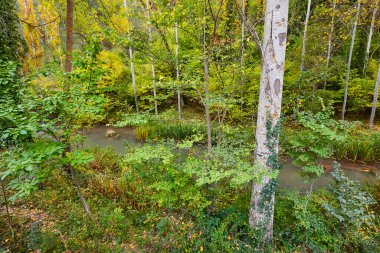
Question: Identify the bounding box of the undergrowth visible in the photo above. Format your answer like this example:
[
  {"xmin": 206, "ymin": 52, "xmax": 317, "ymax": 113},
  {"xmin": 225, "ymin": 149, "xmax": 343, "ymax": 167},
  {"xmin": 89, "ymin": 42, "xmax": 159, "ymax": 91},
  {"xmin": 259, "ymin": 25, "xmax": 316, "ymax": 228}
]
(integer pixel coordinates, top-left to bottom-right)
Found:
[{"xmin": 1, "ymin": 145, "xmax": 379, "ymax": 252}]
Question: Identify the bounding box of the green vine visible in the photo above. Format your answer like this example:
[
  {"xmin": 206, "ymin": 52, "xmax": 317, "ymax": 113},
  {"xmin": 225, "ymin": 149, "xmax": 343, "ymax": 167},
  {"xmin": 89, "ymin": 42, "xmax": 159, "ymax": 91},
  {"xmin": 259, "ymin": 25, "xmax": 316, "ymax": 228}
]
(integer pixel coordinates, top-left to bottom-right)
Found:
[
  {"xmin": 259, "ymin": 116, "xmax": 282, "ymax": 208},
  {"xmin": 0, "ymin": 0, "xmax": 20, "ymax": 62},
  {"xmin": 256, "ymin": 115, "xmax": 282, "ymax": 243}
]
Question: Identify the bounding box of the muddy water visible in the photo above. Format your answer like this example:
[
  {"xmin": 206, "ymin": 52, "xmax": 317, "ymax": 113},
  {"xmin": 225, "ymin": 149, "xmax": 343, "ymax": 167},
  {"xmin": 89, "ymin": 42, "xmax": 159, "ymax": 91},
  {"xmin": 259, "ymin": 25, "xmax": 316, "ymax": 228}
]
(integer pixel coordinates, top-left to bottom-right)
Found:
[
  {"xmin": 82, "ymin": 125, "xmax": 140, "ymax": 153},
  {"xmin": 82, "ymin": 126, "xmax": 379, "ymax": 190},
  {"xmin": 279, "ymin": 161, "xmax": 378, "ymax": 191}
]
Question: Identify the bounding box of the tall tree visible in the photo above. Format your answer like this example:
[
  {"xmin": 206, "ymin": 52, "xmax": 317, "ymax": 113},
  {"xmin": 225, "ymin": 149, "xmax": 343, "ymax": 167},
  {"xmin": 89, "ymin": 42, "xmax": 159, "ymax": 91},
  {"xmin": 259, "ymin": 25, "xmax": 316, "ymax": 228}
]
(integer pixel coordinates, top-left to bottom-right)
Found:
[
  {"xmin": 249, "ymin": 0, "xmax": 289, "ymax": 243},
  {"xmin": 146, "ymin": 0, "xmax": 158, "ymax": 115},
  {"xmin": 171, "ymin": 0, "xmax": 181, "ymax": 119},
  {"xmin": 342, "ymin": 0, "xmax": 361, "ymax": 120},
  {"xmin": 363, "ymin": 0, "xmax": 378, "ymax": 75},
  {"xmin": 175, "ymin": 20, "xmax": 181, "ymax": 119},
  {"xmin": 203, "ymin": 0, "xmax": 212, "ymax": 154},
  {"xmin": 369, "ymin": 63, "xmax": 380, "ymax": 128},
  {"xmin": 65, "ymin": 0, "xmax": 92, "ymax": 219},
  {"xmin": 123, "ymin": 0, "xmax": 139, "ymax": 113},
  {"xmin": 239, "ymin": 0, "xmax": 246, "ymax": 109},
  {"xmin": 300, "ymin": 0, "xmax": 312, "ymax": 71},
  {"xmin": 324, "ymin": 0, "xmax": 336, "ymax": 89},
  {"xmin": 66, "ymin": 0, "xmax": 73, "ymax": 73}
]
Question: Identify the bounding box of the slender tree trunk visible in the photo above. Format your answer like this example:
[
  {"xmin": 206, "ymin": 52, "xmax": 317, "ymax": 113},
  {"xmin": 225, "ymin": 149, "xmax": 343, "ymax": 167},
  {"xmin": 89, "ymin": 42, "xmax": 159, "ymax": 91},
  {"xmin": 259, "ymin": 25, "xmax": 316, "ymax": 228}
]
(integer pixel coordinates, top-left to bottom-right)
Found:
[
  {"xmin": 297, "ymin": 0, "xmax": 311, "ymax": 108},
  {"xmin": 65, "ymin": 0, "xmax": 92, "ymax": 219},
  {"xmin": 64, "ymin": 146, "xmax": 93, "ymax": 219},
  {"xmin": 129, "ymin": 48, "xmax": 139, "ymax": 113},
  {"xmin": 146, "ymin": 0, "xmax": 158, "ymax": 115},
  {"xmin": 342, "ymin": 1, "xmax": 361, "ymax": 120},
  {"xmin": 123, "ymin": 0, "xmax": 139, "ymax": 113},
  {"xmin": 363, "ymin": 0, "xmax": 378, "ymax": 75},
  {"xmin": 324, "ymin": 0, "xmax": 336, "ymax": 89},
  {"xmin": 69, "ymin": 162, "xmax": 92, "ymax": 218},
  {"xmin": 239, "ymin": 0, "xmax": 245, "ymax": 110},
  {"xmin": 175, "ymin": 21, "xmax": 181, "ymax": 119},
  {"xmin": 65, "ymin": 0, "xmax": 73, "ymax": 73},
  {"xmin": 300, "ymin": 0, "xmax": 311, "ymax": 71},
  {"xmin": 369, "ymin": 63, "xmax": 380, "ymax": 128},
  {"xmin": 57, "ymin": 22, "xmax": 63, "ymax": 67},
  {"xmin": 249, "ymin": 0, "xmax": 289, "ymax": 244},
  {"xmin": 203, "ymin": 0, "xmax": 212, "ymax": 154},
  {"xmin": 1, "ymin": 181, "xmax": 14, "ymax": 241},
  {"xmin": 170, "ymin": 0, "xmax": 181, "ymax": 119}
]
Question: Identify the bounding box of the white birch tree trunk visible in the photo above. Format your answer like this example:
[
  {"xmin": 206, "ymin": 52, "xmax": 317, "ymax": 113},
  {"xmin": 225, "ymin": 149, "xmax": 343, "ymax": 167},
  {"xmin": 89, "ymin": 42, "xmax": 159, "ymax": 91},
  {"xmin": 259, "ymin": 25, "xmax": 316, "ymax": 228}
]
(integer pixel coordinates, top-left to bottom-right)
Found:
[
  {"xmin": 324, "ymin": 0, "xmax": 336, "ymax": 89},
  {"xmin": 240, "ymin": 0, "xmax": 245, "ymax": 67},
  {"xmin": 249, "ymin": 0, "xmax": 289, "ymax": 243},
  {"xmin": 342, "ymin": 1, "xmax": 361, "ymax": 120},
  {"xmin": 300, "ymin": 0, "xmax": 311, "ymax": 71},
  {"xmin": 363, "ymin": 0, "xmax": 378, "ymax": 75},
  {"xmin": 203, "ymin": 0, "xmax": 212, "ymax": 154},
  {"xmin": 175, "ymin": 21, "xmax": 181, "ymax": 119},
  {"xmin": 369, "ymin": 63, "xmax": 380, "ymax": 128},
  {"xmin": 123, "ymin": 0, "xmax": 139, "ymax": 113},
  {"xmin": 239, "ymin": 0, "xmax": 245, "ymax": 109},
  {"xmin": 129, "ymin": 47, "xmax": 139, "ymax": 113},
  {"xmin": 146, "ymin": 0, "xmax": 158, "ymax": 115}
]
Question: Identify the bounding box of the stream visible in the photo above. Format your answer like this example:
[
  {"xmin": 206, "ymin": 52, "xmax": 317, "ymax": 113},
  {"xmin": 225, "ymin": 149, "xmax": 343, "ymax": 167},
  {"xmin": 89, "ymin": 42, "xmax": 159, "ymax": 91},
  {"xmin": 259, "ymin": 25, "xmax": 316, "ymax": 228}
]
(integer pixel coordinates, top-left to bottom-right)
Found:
[{"xmin": 82, "ymin": 125, "xmax": 379, "ymax": 191}]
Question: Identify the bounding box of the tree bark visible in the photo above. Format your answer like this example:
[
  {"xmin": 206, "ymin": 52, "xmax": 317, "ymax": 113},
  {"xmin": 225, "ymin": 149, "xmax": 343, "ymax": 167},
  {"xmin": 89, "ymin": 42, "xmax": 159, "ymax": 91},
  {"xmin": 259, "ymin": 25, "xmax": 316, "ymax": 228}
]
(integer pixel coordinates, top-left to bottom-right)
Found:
[
  {"xmin": 324, "ymin": 0, "xmax": 336, "ymax": 89},
  {"xmin": 342, "ymin": 1, "xmax": 360, "ymax": 120},
  {"xmin": 65, "ymin": 0, "xmax": 92, "ymax": 219},
  {"xmin": 69, "ymin": 163, "xmax": 93, "ymax": 218},
  {"xmin": 363, "ymin": 0, "xmax": 378, "ymax": 75},
  {"xmin": 129, "ymin": 47, "xmax": 139, "ymax": 113},
  {"xmin": 239, "ymin": 0, "xmax": 246, "ymax": 110},
  {"xmin": 170, "ymin": 0, "xmax": 181, "ymax": 119},
  {"xmin": 1, "ymin": 181, "xmax": 14, "ymax": 241},
  {"xmin": 123, "ymin": 0, "xmax": 139, "ymax": 113},
  {"xmin": 203, "ymin": 0, "xmax": 212, "ymax": 154},
  {"xmin": 65, "ymin": 0, "xmax": 73, "ymax": 73},
  {"xmin": 146, "ymin": 0, "xmax": 158, "ymax": 115},
  {"xmin": 300, "ymin": 0, "xmax": 311, "ymax": 71},
  {"xmin": 249, "ymin": 0, "xmax": 289, "ymax": 244},
  {"xmin": 369, "ymin": 63, "xmax": 380, "ymax": 128},
  {"xmin": 175, "ymin": 21, "xmax": 181, "ymax": 119}
]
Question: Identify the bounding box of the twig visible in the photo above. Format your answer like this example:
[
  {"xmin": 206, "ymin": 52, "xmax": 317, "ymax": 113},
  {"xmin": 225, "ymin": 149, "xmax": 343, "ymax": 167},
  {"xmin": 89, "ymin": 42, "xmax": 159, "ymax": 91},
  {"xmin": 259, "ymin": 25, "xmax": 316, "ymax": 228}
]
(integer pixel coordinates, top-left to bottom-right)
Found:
[{"xmin": 1, "ymin": 180, "xmax": 15, "ymax": 244}]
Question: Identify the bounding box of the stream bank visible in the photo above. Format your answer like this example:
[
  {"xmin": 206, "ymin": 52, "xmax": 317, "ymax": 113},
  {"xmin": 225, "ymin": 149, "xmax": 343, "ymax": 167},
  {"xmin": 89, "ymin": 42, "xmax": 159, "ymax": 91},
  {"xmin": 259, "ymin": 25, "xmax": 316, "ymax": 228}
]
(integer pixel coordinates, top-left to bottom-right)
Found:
[{"xmin": 82, "ymin": 125, "xmax": 379, "ymax": 191}]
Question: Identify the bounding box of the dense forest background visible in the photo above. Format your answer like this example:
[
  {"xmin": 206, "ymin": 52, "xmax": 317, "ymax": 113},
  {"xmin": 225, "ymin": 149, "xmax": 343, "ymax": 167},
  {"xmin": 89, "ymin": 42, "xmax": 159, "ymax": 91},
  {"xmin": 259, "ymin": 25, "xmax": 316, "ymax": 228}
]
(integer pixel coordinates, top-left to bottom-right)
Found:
[
  {"xmin": 3, "ymin": 0, "xmax": 380, "ymax": 119},
  {"xmin": 1, "ymin": 0, "xmax": 380, "ymax": 252}
]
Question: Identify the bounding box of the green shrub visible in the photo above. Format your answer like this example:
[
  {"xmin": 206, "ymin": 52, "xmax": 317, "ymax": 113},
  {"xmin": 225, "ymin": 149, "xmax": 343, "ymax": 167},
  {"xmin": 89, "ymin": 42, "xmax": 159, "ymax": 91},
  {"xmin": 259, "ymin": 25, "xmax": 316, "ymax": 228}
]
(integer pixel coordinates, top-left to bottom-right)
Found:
[
  {"xmin": 275, "ymin": 189, "xmax": 343, "ymax": 253},
  {"xmin": 99, "ymin": 206, "xmax": 130, "ymax": 242},
  {"xmin": 88, "ymin": 147, "xmax": 119, "ymax": 172},
  {"xmin": 275, "ymin": 165, "xmax": 378, "ymax": 252},
  {"xmin": 284, "ymin": 103, "xmax": 348, "ymax": 181},
  {"xmin": 110, "ymin": 112, "xmax": 152, "ymax": 127},
  {"xmin": 322, "ymin": 163, "xmax": 377, "ymax": 251},
  {"xmin": 139, "ymin": 208, "xmax": 257, "ymax": 253},
  {"xmin": 150, "ymin": 123, "xmax": 204, "ymax": 141},
  {"xmin": 333, "ymin": 129, "xmax": 380, "ymax": 162},
  {"xmin": 181, "ymin": 210, "xmax": 255, "ymax": 253},
  {"xmin": 122, "ymin": 142, "xmax": 208, "ymax": 211},
  {"xmin": 135, "ymin": 126, "xmax": 150, "ymax": 142}
]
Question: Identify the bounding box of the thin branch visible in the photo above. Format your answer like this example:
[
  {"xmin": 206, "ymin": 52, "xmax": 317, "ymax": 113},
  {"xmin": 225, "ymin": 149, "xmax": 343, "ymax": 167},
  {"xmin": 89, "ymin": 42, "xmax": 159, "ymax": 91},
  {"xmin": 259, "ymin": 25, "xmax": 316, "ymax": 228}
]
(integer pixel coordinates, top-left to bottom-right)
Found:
[{"xmin": 18, "ymin": 16, "xmax": 60, "ymax": 28}]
